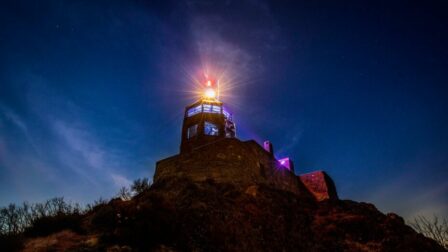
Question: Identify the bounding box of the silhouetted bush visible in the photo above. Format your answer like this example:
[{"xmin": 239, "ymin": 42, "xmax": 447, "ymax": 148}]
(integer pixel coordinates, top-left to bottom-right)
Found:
[
  {"xmin": 117, "ymin": 186, "xmax": 132, "ymax": 201},
  {"xmin": 85, "ymin": 197, "xmax": 108, "ymax": 212},
  {"xmin": 89, "ymin": 190, "xmax": 183, "ymax": 250},
  {"xmin": 91, "ymin": 204, "xmax": 117, "ymax": 232},
  {"xmin": 121, "ymin": 202, "xmax": 177, "ymax": 249},
  {"xmin": 131, "ymin": 178, "xmax": 151, "ymax": 195},
  {"xmin": 410, "ymin": 215, "xmax": 448, "ymax": 249},
  {"xmin": 24, "ymin": 213, "xmax": 84, "ymax": 237},
  {"xmin": 0, "ymin": 234, "xmax": 24, "ymax": 252},
  {"xmin": 0, "ymin": 197, "xmax": 82, "ymax": 236}
]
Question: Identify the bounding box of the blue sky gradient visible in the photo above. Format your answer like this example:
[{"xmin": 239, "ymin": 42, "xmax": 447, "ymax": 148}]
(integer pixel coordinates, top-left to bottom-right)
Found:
[{"xmin": 0, "ymin": 0, "xmax": 447, "ymax": 219}]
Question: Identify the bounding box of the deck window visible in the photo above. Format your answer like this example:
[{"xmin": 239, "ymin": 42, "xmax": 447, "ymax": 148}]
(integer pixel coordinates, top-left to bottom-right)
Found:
[
  {"xmin": 212, "ymin": 105, "xmax": 221, "ymax": 113},
  {"xmin": 204, "ymin": 122, "xmax": 219, "ymax": 136},
  {"xmin": 187, "ymin": 105, "xmax": 202, "ymax": 117},
  {"xmin": 203, "ymin": 104, "xmax": 212, "ymax": 113}
]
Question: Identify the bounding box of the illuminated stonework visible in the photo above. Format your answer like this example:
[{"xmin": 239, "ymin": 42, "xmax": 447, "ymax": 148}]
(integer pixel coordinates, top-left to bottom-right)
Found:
[
  {"xmin": 180, "ymin": 96, "xmax": 236, "ymax": 153},
  {"xmin": 299, "ymin": 171, "xmax": 338, "ymax": 201},
  {"xmin": 155, "ymin": 82, "xmax": 338, "ymax": 202}
]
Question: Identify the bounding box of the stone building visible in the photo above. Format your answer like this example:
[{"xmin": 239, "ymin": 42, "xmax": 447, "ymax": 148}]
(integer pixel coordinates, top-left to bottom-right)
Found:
[{"xmin": 154, "ymin": 80, "xmax": 337, "ymax": 201}]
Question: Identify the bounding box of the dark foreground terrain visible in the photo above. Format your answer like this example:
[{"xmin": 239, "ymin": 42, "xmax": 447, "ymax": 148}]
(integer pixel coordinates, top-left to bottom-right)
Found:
[{"xmin": 1, "ymin": 177, "xmax": 445, "ymax": 251}]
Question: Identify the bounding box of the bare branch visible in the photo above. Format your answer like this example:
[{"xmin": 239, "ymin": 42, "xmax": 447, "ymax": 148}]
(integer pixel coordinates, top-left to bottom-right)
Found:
[{"xmin": 410, "ymin": 215, "xmax": 448, "ymax": 249}]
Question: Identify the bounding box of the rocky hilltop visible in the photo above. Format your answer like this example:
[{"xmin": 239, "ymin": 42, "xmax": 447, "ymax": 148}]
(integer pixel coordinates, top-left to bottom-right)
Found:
[
  {"xmin": 17, "ymin": 177, "xmax": 446, "ymax": 251},
  {"xmin": 13, "ymin": 138, "xmax": 446, "ymax": 251}
]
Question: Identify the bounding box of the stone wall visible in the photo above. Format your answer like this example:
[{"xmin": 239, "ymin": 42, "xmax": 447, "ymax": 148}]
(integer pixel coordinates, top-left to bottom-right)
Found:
[
  {"xmin": 154, "ymin": 138, "xmax": 305, "ymax": 195},
  {"xmin": 154, "ymin": 138, "xmax": 338, "ymax": 201},
  {"xmin": 298, "ymin": 171, "xmax": 338, "ymax": 201}
]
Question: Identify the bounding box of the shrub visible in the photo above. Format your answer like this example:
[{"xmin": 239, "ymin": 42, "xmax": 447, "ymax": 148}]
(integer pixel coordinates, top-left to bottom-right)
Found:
[
  {"xmin": 117, "ymin": 186, "xmax": 132, "ymax": 201},
  {"xmin": 131, "ymin": 178, "xmax": 151, "ymax": 195},
  {"xmin": 0, "ymin": 198, "xmax": 81, "ymax": 236},
  {"xmin": 24, "ymin": 213, "xmax": 83, "ymax": 237}
]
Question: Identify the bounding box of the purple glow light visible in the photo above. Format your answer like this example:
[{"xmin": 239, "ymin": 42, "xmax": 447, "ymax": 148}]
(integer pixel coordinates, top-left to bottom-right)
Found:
[
  {"xmin": 278, "ymin": 157, "xmax": 292, "ymax": 171},
  {"xmin": 263, "ymin": 140, "xmax": 273, "ymax": 154}
]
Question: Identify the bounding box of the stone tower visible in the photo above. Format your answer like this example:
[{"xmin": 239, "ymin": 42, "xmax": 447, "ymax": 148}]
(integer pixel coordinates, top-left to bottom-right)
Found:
[
  {"xmin": 180, "ymin": 80, "xmax": 236, "ymax": 152},
  {"xmin": 154, "ymin": 78, "xmax": 338, "ymax": 201}
]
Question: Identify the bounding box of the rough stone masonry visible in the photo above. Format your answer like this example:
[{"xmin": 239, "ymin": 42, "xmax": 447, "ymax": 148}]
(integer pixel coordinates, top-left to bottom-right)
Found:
[{"xmin": 154, "ymin": 138, "xmax": 338, "ymax": 201}]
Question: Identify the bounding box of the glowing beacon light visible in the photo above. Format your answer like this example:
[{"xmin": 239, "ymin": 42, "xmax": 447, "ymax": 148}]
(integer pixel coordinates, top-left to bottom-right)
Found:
[
  {"xmin": 204, "ymin": 87, "xmax": 216, "ymax": 99},
  {"xmin": 180, "ymin": 76, "xmax": 236, "ymax": 152},
  {"xmin": 203, "ymin": 79, "xmax": 218, "ymax": 100}
]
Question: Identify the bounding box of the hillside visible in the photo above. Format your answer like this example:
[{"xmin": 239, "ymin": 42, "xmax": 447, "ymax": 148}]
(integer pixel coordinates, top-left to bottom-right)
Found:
[{"xmin": 11, "ymin": 176, "xmax": 445, "ymax": 251}]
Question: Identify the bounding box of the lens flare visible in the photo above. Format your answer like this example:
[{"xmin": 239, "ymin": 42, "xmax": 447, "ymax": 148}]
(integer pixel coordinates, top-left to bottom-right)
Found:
[{"xmin": 204, "ymin": 87, "xmax": 216, "ymax": 99}]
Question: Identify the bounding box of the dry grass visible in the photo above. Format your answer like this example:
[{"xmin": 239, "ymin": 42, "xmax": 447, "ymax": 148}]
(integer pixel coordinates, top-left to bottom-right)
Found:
[{"xmin": 22, "ymin": 230, "xmax": 97, "ymax": 252}]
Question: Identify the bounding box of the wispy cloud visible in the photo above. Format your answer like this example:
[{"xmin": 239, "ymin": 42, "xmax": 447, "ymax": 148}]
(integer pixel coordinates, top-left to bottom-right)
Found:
[
  {"xmin": 165, "ymin": 0, "xmax": 282, "ymax": 108},
  {"xmin": 53, "ymin": 121, "xmax": 106, "ymax": 171},
  {"xmin": 111, "ymin": 173, "xmax": 132, "ymax": 188},
  {"xmin": 50, "ymin": 118, "xmax": 137, "ymax": 193},
  {"xmin": 0, "ymin": 104, "xmax": 42, "ymax": 164},
  {"xmin": 0, "ymin": 105, "xmax": 28, "ymax": 132},
  {"xmin": 0, "ymin": 81, "xmax": 144, "ymax": 205},
  {"xmin": 277, "ymin": 124, "xmax": 304, "ymax": 155}
]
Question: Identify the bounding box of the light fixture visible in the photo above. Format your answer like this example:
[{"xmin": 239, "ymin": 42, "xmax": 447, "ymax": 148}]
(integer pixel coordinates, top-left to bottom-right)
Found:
[{"xmin": 204, "ymin": 87, "xmax": 216, "ymax": 99}]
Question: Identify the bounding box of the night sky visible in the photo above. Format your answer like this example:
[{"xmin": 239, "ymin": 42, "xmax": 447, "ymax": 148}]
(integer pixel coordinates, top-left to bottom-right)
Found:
[{"xmin": 1, "ymin": 0, "xmax": 447, "ymax": 219}]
